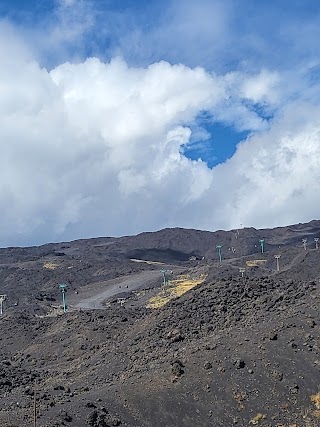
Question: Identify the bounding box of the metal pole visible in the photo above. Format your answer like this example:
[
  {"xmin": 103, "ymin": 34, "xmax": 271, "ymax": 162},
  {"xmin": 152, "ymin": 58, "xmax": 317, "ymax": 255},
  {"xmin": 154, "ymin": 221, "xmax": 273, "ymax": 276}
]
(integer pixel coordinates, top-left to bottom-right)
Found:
[
  {"xmin": 216, "ymin": 245, "xmax": 222, "ymax": 263},
  {"xmin": 59, "ymin": 284, "xmax": 67, "ymax": 313},
  {"xmin": 274, "ymin": 255, "xmax": 280, "ymax": 272},
  {"xmin": 62, "ymin": 290, "xmax": 66, "ymax": 313},
  {"xmin": 160, "ymin": 269, "xmax": 167, "ymax": 287},
  {"xmin": 0, "ymin": 295, "xmax": 6, "ymax": 315},
  {"xmin": 259, "ymin": 239, "xmax": 264, "ymax": 254},
  {"xmin": 239, "ymin": 268, "xmax": 246, "ymax": 286},
  {"xmin": 314, "ymin": 238, "xmax": 319, "ymax": 249},
  {"xmin": 34, "ymin": 388, "xmax": 37, "ymax": 427}
]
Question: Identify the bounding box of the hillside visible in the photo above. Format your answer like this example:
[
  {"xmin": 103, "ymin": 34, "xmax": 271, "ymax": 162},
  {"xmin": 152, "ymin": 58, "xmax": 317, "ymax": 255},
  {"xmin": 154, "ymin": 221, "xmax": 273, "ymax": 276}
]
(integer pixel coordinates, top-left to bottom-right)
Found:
[{"xmin": 0, "ymin": 220, "xmax": 320, "ymax": 426}]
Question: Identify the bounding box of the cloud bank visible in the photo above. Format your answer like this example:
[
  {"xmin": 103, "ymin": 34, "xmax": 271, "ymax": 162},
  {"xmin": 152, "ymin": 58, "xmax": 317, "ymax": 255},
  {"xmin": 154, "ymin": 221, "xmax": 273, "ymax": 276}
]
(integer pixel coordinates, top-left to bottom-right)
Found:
[{"xmin": 1, "ymin": 2, "xmax": 320, "ymax": 246}]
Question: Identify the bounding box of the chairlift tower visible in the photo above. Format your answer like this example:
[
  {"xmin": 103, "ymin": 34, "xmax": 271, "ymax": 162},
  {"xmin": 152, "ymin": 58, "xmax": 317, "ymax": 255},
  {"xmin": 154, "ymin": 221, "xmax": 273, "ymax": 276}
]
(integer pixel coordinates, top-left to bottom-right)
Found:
[
  {"xmin": 239, "ymin": 267, "xmax": 246, "ymax": 277},
  {"xmin": 58, "ymin": 284, "xmax": 67, "ymax": 313},
  {"xmin": 239, "ymin": 267, "xmax": 246, "ymax": 285},
  {"xmin": 259, "ymin": 239, "xmax": 265, "ymax": 254},
  {"xmin": 302, "ymin": 238, "xmax": 308, "ymax": 250},
  {"xmin": 216, "ymin": 244, "xmax": 222, "ymax": 263},
  {"xmin": 160, "ymin": 269, "xmax": 171, "ymax": 287},
  {"xmin": 0, "ymin": 295, "xmax": 6, "ymax": 315},
  {"xmin": 274, "ymin": 255, "xmax": 281, "ymax": 272},
  {"xmin": 314, "ymin": 238, "xmax": 319, "ymax": 249}
]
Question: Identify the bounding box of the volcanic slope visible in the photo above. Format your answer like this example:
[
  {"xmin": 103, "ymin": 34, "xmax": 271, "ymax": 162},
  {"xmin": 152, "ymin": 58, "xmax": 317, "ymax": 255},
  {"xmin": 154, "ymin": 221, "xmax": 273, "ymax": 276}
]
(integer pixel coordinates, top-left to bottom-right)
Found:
[{"xmin": 0, "ymin": 220, "xmax": 320, "ymax": 426}]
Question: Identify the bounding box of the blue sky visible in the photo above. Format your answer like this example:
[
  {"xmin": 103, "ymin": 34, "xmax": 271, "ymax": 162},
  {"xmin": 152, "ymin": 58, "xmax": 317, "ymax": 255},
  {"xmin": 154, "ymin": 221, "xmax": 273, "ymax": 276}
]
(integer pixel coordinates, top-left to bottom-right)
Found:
[
  {"xmin": 2, "ymin": 0, "xmax": 319, "ymax": 166},
  {"xmin": 1, "ymin": 0, "xmax": 320, "ymax": 245}
]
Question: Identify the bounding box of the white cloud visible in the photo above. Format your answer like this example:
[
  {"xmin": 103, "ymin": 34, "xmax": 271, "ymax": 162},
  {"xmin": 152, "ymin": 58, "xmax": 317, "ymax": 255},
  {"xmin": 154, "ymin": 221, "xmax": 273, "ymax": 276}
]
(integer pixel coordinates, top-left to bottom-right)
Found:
[
  {"xmin": 0, "ymin": 43, "xmax": 226, "ymax": 245},
  {"xmin": 52, "ymin": 0, "xmax": 94, "ymax": 43},
  {"xmin": 240, "ymin": 69, "xmax": 281, "ymax": 105},
  {"xmin": 1, "ymin": 22, "xmax": 320, "ymax": 247},
  {"xmin": 209, "ymin": 102, "xmax": 320, "ymax": 229},
  {"xmin": 9, "ymin": 0, "xmax": 97, "ymax": 68}
]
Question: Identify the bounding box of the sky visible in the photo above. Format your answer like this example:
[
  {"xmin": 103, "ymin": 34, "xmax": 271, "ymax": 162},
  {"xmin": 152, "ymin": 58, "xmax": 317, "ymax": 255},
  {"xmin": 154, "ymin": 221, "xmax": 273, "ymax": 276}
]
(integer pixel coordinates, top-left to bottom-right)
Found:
[{"xmin": 1, "ymin": 0, "xmax": 320, "ymax": 247}]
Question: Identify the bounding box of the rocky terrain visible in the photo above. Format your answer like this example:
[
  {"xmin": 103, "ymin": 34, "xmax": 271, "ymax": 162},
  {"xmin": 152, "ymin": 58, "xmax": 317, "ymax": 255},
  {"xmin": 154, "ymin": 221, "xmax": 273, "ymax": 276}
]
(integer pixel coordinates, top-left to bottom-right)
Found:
[{"xmin": 0, "ymin": 220, "xmax": 320, "ymax": 426}]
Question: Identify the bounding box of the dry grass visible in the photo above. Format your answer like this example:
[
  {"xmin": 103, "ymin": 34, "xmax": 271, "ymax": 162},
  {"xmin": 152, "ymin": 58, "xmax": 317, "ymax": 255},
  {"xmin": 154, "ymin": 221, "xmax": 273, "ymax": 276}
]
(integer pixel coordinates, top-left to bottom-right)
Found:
[
  {"xmin": 146, "ymin": 274, "xmax": 206, "ymax": 309},
  {"xmin": 311, "ymin": 392, "xmax": 320, "ymax": 409},
  {"xmin": 43, "ymin": 262, "xmax": 59, "ymax": 270},
  {"xmin": 246, "ymin": 259, "xmax": 267, "ymax": 267},
  {"xmin": 249, "ymin": 413, "xmax": 266, "ymax": 424}
]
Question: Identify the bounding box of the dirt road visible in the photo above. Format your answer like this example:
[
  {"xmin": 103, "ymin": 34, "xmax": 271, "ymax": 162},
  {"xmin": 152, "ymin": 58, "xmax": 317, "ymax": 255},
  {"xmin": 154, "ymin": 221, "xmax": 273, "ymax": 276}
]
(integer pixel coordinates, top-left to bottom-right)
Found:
[{"xmin": 69, "ymin": 270, "xmax": 162, "ymax": 309}]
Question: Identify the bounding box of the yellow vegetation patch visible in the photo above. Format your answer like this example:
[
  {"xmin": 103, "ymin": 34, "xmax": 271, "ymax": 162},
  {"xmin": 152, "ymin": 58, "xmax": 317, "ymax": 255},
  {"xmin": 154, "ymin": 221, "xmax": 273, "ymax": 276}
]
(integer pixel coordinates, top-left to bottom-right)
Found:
[
  {"xmin": 43, "ymin": 262, "xmax": 59, "ymax": 270},
  {"xmin": 246, "ymin": 260, "xmax": 267, "ymax": 267},
  {"xmin": 146, "ymin": 274, "xmax": 206, "ymax": 309},
  {"xmin": 311, "ymin": 392, "xmax": 320, "ymax": 409},
  {"xmin": 249, "ymin": 413, "xmax": 266, "ymax": 424}
]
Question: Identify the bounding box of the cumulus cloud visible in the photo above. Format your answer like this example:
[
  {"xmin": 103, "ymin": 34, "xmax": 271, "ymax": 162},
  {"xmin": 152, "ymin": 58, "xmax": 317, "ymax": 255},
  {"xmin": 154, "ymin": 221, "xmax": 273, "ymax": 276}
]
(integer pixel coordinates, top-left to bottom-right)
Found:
[
  {"xmin": 1, "ymin": 18, "xmax": 320, "ymax": 247},
  {"xmin": 208, "ymin": 102, "xmax": 320, "ymax": 230},
  {"xmin": 0, "ymin": 43, "xmax": 227, "ymax": 245}
]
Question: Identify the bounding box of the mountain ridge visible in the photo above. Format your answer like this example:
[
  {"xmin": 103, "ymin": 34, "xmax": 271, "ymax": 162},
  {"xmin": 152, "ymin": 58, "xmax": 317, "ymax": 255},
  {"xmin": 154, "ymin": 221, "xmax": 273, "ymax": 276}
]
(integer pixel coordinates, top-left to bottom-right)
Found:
[{"xmin": 0, "ymin": 219, "xmax": 319, "ymax": 426}]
